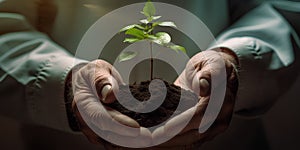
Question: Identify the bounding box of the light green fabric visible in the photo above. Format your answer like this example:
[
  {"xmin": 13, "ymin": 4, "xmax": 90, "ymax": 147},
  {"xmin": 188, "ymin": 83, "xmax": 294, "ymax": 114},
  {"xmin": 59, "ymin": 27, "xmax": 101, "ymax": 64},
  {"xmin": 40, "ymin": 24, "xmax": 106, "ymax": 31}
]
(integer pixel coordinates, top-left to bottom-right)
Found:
[
  {"xmin": 210, "ymin": 1, "xmax": 300, "ymax": 116},
  {"xmin": 0, "ymin": 13, "xmax": 87, "ymax": 132},
  {"xmin": 0, "ymin": 13, "xmax": 32, "ymax": 34},
  {"xmin": 216, "ymin": 2, "xmax": 300, "ymax": 69}
]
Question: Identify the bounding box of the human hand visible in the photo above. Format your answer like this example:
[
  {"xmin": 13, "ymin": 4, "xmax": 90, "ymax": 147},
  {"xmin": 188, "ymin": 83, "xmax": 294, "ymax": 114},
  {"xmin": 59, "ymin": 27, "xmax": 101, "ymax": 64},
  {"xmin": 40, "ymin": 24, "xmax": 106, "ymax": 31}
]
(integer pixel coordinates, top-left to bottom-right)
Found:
[
  {"xmin": 153, "ymin": 48, "xmax": 239, "ymax": 148},
  {"xmin": 71, "ymin": 60, "xmax": 151, "ymax": 146}
]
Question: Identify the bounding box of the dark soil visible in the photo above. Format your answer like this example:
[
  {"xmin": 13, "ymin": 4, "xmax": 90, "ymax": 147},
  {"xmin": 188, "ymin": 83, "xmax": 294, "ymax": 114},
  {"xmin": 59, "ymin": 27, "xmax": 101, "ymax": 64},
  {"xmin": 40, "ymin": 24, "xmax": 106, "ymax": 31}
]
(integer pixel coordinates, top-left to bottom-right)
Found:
[{"xmin": 106, "ymin": 80, "xmax": 198, "ymax": 128}]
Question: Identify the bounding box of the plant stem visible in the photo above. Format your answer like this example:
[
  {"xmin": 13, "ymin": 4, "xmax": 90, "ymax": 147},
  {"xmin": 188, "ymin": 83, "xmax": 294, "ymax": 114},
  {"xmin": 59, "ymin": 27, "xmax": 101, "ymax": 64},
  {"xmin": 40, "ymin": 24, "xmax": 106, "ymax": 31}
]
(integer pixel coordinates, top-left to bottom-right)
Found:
[{"xmin": 150, "ymin": 41, "xmax": 153, "ymax": 80}]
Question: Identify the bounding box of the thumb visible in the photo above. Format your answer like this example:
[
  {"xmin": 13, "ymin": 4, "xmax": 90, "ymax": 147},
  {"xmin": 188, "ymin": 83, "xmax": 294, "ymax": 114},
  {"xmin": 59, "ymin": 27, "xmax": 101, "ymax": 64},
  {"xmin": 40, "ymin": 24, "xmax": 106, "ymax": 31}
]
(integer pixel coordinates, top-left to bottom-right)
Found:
[
  {"xmin": 89, "ymin": 60, "xmax": 123, "ymax": 104},
  {"xmin": 95, "ymin": 76, "xmax": 120, "ymax": 104},
  {"xmin": 191, "ymin": 71, "xmax": 211, "ymax": 97},
  {"xmin": 199, "ymin": 78, "xmax": 210, "ymax": 97}
]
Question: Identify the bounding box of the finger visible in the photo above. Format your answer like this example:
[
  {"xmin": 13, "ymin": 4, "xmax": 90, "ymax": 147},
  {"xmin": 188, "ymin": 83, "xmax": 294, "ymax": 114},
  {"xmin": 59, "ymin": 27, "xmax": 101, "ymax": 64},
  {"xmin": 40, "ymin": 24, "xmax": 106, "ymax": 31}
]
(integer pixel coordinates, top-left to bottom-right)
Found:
[
  {"xmin": 79, "ymin": 59, "xmax": 123, "ymax": 104},
  {"xmin": 152, "ymin": 105, "xmax": 199, "ymax": 144},
  {"xmin": 173, "ymin": 87, "xmax": 235, "ymax": 138},
  {"xmin": 197, "ymin": 51, "xmax": 236, "ymax": 95},
  {"xmin": 99, "ymin": 66, "xmax": 125, "ymax": 104},
  {"xmin": 190, "ymin": 71, "xmax": 211, "ymax": 97},
  {"xmin": 175, "ymin": 70, "xmax": 210, "ymax": 97},
  {"xmin": 184, "ymin": 51, "xmax": 226, "ymax": 96},
  {"xmin": 92, "ymin": 104, "xmax": 141, "ymax": 137},
  {"xmin": 74, "ymin": 93, "xmax": 140, "ymax": 137},
  {"xmin": 153, "ymin": 99, "xmax": 234, "ymax": 148},
  {"xmin": 175, "ymin": 92, "xmax": 234, "ymax": 139},
  {"xmin": 105, "ymin": 106, "xmax": 140, "ymax": 128},
  {"xmin": 94, "ymin": 69, "xmax": 122, "ymax": 104},
  {"xmin": 191, "ymin": 51, "xmax": 237, "ymax": 127},
  {"xmin": 96, "ymin": 77, "xmax": 119, "ymax": 104},
  {"xmin": 81, "ymin": 118, "xmax": 151, "ymax": 148},
  {"xmin": 155, "ymin": 119, "xmax": 228, "ymax": 148},
  {"xmin": 152, "ymin": 97, "xmax": 209, "ymax": 145},
  {"xmin": 181, "ymin": 97, "xmax": 211, "ymax": 133},
  {"xmin": 101, "ymin": 84, "xmax": 112, "ymax": 102},
  {"xmin": 77, "ymin": 103, "xmax": 150, "ymax": 148},
  {"xmin": 199, "ymin": 78, "xmax": 210, "ymax": 97}
]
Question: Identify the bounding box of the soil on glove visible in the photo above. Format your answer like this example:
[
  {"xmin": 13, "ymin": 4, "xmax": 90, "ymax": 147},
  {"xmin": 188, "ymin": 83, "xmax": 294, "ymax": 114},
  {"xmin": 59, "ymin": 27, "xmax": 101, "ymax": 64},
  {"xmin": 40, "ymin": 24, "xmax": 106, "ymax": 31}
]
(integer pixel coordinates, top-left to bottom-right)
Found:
[{"xmin": 106, "ymin": 80, "xmax": 198, "ymax": 128}]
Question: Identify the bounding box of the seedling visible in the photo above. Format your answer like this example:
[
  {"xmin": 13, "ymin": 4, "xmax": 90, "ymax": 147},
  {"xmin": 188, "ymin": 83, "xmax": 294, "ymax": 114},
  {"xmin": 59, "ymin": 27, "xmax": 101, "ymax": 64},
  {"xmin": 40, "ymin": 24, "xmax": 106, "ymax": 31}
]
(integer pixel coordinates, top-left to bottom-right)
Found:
[{"xmin": 118, "ymin": 0, "xmax": 186, "ymax": 80}]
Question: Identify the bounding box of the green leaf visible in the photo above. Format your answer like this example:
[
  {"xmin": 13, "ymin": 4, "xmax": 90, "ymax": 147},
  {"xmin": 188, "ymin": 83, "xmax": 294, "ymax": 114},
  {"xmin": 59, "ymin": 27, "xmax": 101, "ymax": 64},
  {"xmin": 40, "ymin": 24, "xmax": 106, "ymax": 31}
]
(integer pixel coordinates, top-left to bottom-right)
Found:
[
  {"xmin": 152, "ymin": 32, "xmax": 171, "ymax": 45},
  {"xmin": 120, "ymin": 24, "xmax": 145, "ymax": 32},
  {"xmin": 158, "ymin": 21, "xmax": 177, "ymax": 28},
  {"xmin": 140, "ymin": 19, "xmax": 149, "ymax": 24},
  {"xmin": 125, "ymin": 28, "xmax": 145, "ymax": 39},
  {"xmin": 134, "ymin": 24, "xmax": 146, "ymax": 30},
  {"xmin": 152, "ymin": 16, "xmax": 161, "ymax": 20},
  {"xmin": 146, "ymin": 34, "xmax": 157, "ymax": 40},
  {"xmin": 152, "ymin": 22, "xmax": 160, "ymax": 27},
  {"xmin": 147, "ymin": 15, "xmax": 161, "ymax": 23},
  {"xmin": 146, "ymin": 27, "xmax": 154, "ymax": 34},
  {"xmin": 123, "ymin": 38, "xmax": 141, "ymax": 43},
  {"xmin": 169, "ymin": 45, "xmax": 187, "ymax": 54},
  {"xmin": 120, "ymin": 24, "xmax": 135, "ymax": 32},
  {"xmin": 118, "ymin": 51, "xmax": 138, "ymax": 62},
  {"xmin": 143, "ymin": 0, "xmax": 156, "ymax": 18}
]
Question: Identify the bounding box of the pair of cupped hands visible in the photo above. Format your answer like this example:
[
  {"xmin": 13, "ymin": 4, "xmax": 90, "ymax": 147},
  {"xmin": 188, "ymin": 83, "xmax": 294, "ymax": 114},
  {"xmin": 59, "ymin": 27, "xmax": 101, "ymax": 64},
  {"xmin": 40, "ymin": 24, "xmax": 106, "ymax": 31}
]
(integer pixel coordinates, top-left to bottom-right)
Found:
[{"xmin": 71, "ymin": 49, "xmax": 239, "ymax": 149}]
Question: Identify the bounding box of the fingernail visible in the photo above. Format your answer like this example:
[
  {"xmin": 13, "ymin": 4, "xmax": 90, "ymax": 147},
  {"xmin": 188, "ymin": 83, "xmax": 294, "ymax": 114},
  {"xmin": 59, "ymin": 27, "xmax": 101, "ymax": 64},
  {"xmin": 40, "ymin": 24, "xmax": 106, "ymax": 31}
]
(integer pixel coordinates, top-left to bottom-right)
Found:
[
  {"xmin": 101, "ymin": 84, "xmax": 112, "ymax": 102},
  {"xmin": 200, "ymin": 78, "xmax": 210, "ymax": 96}
]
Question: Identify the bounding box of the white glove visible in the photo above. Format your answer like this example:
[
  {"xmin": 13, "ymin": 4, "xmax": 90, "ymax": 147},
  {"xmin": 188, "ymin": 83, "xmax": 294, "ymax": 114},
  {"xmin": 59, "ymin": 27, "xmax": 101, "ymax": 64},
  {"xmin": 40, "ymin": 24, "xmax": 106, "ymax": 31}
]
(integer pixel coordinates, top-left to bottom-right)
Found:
[{"xmin": 71, "ymin": 60, "xmax": 151, "ymax": 147}]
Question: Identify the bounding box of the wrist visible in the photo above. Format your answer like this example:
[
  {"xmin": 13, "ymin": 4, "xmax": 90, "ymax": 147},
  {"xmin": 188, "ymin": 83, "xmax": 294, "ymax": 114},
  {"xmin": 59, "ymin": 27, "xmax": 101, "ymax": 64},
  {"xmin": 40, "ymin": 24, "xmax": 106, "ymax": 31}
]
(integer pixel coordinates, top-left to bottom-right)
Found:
[{"xmin": 210, "ymin": 47, "xmax": 239, "ymax": 66}]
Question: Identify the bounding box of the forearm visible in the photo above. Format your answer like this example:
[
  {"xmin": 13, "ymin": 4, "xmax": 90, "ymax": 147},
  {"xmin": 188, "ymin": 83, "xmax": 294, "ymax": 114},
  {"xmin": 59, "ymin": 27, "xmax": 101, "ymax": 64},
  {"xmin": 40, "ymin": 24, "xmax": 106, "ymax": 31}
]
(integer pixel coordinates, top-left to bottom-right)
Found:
[
  {"xmin": 0, "ymin": 12, "xmax": 87, "ymax": 132},
  {"xmin": 210, "ymin": 2, "xmax": 299, "ymax": 117}
]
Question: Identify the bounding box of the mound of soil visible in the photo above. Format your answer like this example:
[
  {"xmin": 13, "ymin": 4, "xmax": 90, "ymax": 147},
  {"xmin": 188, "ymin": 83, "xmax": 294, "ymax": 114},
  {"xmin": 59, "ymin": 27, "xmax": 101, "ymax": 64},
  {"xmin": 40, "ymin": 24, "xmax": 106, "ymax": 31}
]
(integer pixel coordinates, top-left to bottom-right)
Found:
[{"xmin": 106, "ymin": 80, "xmax": 198, "ymax": 127}]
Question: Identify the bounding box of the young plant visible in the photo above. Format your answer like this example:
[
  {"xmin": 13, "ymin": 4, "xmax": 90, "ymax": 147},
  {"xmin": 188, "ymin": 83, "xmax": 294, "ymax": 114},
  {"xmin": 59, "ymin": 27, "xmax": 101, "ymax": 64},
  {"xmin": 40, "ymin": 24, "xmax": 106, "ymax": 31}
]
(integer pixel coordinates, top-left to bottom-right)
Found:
[{"xmin": 118, "ymin": 0, "xmax": 186, "ymax": 80}]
